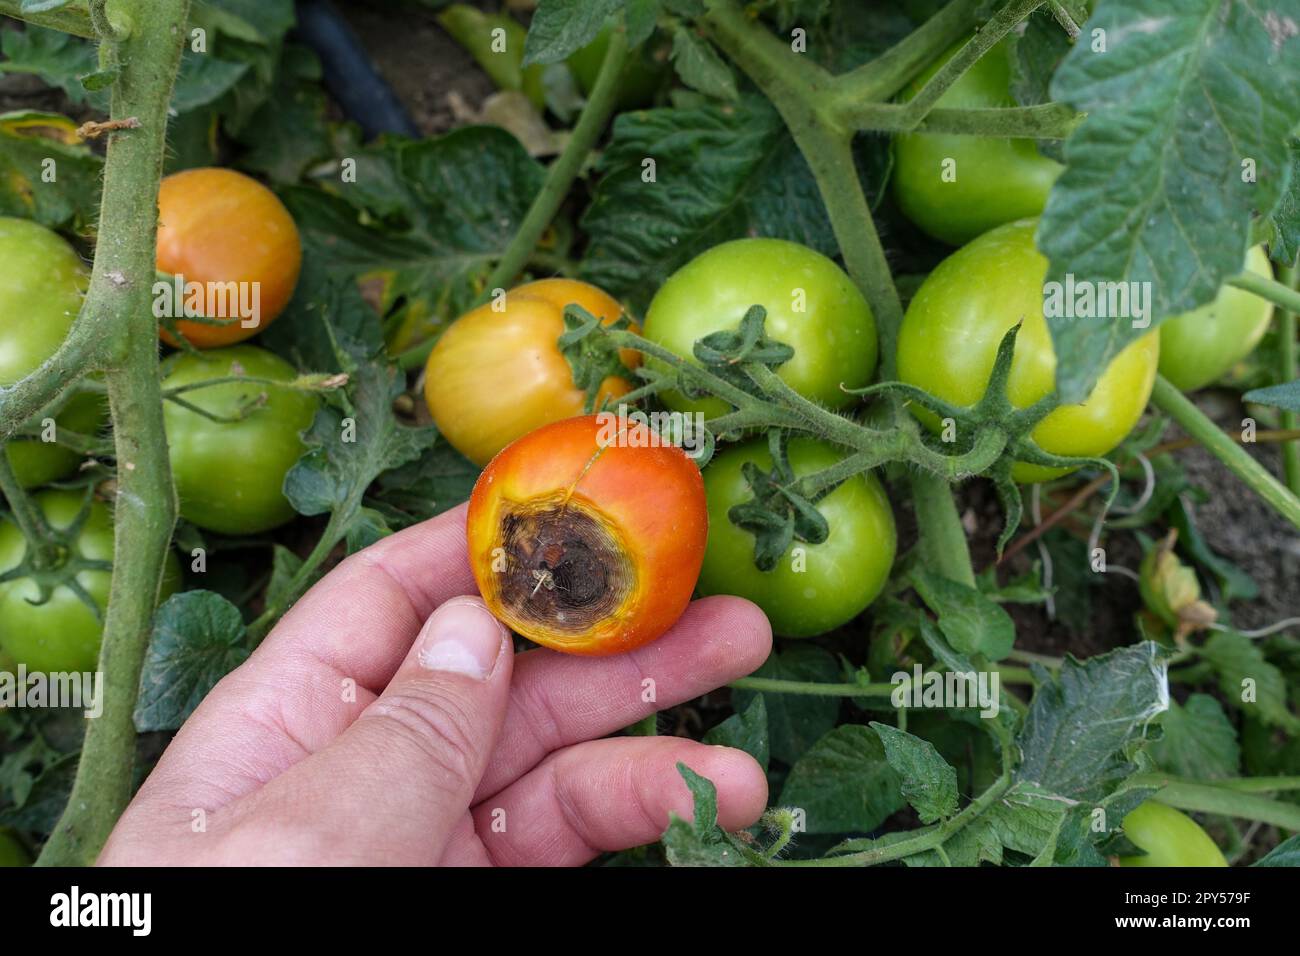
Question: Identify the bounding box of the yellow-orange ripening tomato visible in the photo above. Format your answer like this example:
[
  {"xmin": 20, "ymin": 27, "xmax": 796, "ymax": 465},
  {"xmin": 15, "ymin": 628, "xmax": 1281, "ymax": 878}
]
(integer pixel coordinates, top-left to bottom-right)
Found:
[
  {"xmin": 467, "ymin": 414, "xmax": 707, "ymax": 655},
  {"xmin": 424, "ymin": 278, "xmax": 641, "ymax": 466},
  {"xmin": 156, "ymin": 167, "xmax": 302, "ymax": 349}
]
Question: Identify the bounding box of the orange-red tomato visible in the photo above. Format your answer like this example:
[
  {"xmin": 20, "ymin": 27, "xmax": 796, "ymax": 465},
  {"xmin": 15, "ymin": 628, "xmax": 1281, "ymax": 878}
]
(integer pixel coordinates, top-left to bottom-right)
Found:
[
  {"xmin": 467, "ymin": 414, "xmax": 707, "ymax": 655},
  {"xmin": 156, "ymin": 167, "xmax": 302, "ymax": 348},
  {"xmin": 424, "ymin": 278, "xmax": 641, "ymax": 466}
]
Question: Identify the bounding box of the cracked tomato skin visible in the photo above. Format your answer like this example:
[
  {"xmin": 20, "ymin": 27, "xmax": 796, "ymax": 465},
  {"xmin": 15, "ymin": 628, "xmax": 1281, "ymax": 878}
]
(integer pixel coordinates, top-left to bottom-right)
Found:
[
  {"xmin": 156, "ymin": 167, "xmax": 302, "ymax": 348},
  {"xmin": 1118, "ymin": 801, "xmax": 1227, "ymax": 867},
  {"xmin": 1158, "ymin": 246, "xmax": 1275, "ymax": 391},
  {"xmin": 897, "ymin": 219, "xmax": 1159, "ymax": 483},
  {"xmin": 467, "ymin": 414, "xmax": 708, "ymax": 655},
  {"xmin": 424, "ymin": 278, "xmax": 640, "ymax": 466},
  {"xmin": 0, "ymin": 490, "xmax": 181, "ymax": 673}
]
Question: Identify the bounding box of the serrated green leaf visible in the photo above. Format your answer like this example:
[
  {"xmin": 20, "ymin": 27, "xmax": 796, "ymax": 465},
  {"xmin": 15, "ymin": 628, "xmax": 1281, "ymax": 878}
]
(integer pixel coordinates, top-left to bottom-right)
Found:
[
  {"xmin": 778, "ymin": 725, "xmax": 905, "ymax": 833},
  {"xmin": 1016, "ymin": 642, "xmax": 1168, "ymax": 801},
  {"xmin": 1148, "ymin": 694, "xmax": 1241, "ymax": 780},
  {"xmin": 1254, "ymin": 833, "xmax": 1300, "ymax": 867},
  {"xmin": 670, "ymin": 26, "xmax": 738, "ymax": 100},
  {"xmin": 134, "ymin": 591, "xmax": 250, "ymax": 733},
  {"xmin": 732, "ymin": 644, "xmax": 841, "ymax": 765},
  {"xmin": 523, "ymin": 0, "xmax": 626, "ymax": 66},
  {"xmin": 1041, "ymin": 0, "xmax": 1300, "ymax": 401},
  {"xmin": 661, "ymin": 764, "xmax": 754, "ymax": 866},
  {"xmin": 1244, "ymin": 378, "xmax": 1300, "ymax": 413},
  {"xmin": 911, "ymin": 568, "xmax": 1016, "ymax": 661},
  {"xmin": 1200, "ymin": 630, "xmax": 1300, "ymax": 733},
  {"xmin": 870, "ymin": 722, "xmax": 958, "ymax": 823},
  {"xmin": 703, "ymin": 695, "xmax": 770, "ymax": 772}
]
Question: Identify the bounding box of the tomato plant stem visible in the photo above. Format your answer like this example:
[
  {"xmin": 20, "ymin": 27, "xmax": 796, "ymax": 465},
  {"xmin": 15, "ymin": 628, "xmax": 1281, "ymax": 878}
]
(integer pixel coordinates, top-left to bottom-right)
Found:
[
  {"xmin": 1229, "ymin": 269, "xmax": 1300, "ymax": 315},
  {"xmin": 833, "ymin": 0, "xmax": 984, "ymax": 102},
  {"xmin": 1151, "ymin": 376, "xmax": 1300, "ymax": 532},
  {"xmin": 1277, "ymin": 264, "xmax": 1300, "ymax": 494},
  {"xmin": 37, "ymin": 0, "xmax": 191, "ymax": 867},
  {"xmin": 1144, "ymin": 780, "xmax": 1300, "ymax": 830}
]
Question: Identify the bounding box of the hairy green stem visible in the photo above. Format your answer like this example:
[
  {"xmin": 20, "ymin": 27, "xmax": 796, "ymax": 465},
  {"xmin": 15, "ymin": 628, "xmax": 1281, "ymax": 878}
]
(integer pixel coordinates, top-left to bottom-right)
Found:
[
  {"xmin": 1147, "ymin": 780, "xmax": 1300, "ymax": 830},
  {"xmin": 1151, "ymin": 376, "xmax": 1300, "ymax": 532},
  {"xmin": 38, "ymin": 0, "xmax": 191, "ymax": 867},
  {"xmin": 839, "ymin": 102, "xmax": 1083, "ymax": 138},
  {"xmin": 834, "ymin": 0, "xmax": 984, "ymax": 103}
]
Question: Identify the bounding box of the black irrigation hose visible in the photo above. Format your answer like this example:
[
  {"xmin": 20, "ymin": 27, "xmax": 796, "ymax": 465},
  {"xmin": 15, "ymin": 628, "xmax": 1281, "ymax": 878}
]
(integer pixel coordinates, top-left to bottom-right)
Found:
[{"xmin": 293, "ymin": 0, "xmax": 420, "ymax": 139}]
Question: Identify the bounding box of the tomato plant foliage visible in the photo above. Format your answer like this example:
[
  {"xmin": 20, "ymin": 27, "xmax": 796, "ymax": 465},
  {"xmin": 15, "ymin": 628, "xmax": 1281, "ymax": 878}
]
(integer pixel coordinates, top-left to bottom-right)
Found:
[{"xmin": 2, "ymin": 0, "xmax": 1300, "ymax": 870}]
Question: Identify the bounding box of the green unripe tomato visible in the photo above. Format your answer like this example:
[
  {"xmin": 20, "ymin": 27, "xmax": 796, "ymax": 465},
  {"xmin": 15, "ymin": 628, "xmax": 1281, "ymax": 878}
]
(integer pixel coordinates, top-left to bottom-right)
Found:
[
  {"xmin": 697, "ymin": 438, "xmax": 896, "ymax": 638},
  {"xmin": 162, "ymin": 345, "xmax": 319, "ymax": 535},
  {"xmin": 892, "ymin": 38, "xmax": 1062, "ymax": 246},
  {"xmin": 0, "ymin": 490, "xmax": 182, "ymax": 673},
  {"xmin": 1118, "ymin": 801, "xmax": 1228, "ymax": 867},
  {"xmin": 642, "ymin": 239, "xmax": 878, "ymax": 419},
  {"xmin": 897, "ymin": 219, "xmax": 1160, "ymax": 483},
  {"xmin": 1158, "ymin": 246, "xmax": 1274, "ymax": 391},
  {"xmin": 0, "ymin": 217, "xmax": 106, "ymax": 487},
  {"xmin": 0, "ymin": 829, "xmax": 30, "ymax": 867}
]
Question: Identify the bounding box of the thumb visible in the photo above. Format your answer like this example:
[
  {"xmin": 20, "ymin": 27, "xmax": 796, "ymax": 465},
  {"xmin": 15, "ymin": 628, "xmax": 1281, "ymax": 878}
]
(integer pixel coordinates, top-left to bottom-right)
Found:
[{"xmin": 244, "ymin": 596, "xmax": 513, "ymax": 864}]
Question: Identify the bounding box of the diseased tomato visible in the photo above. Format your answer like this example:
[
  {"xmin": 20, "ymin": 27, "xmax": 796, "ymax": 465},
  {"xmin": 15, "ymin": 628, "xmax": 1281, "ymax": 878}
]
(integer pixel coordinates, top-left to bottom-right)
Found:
[
  {"xmin": 1118, "ymin": 801, "xmax": 1228, "ymax": 867},
  {"xmin": 0, "ymin": 490, "xmax": 181, "ymax": 674},
  {"xmin": 156, "ymin": 167, "xmax": 302, "ymax": 348},
  {"xmin": 642, "ymin": 238, "xmax": 877, "ymax": 419},
  {"xmin": 466, "ymin": 414, "xmax": 708, "ymax": 655},
  {"xmin": 892, "ymin": 38, "xmax": 1062, "ymax": 246},
  {"xmin": 424, "ymin": 278, "xmax": 641, "ymax": 466},
  {"xmin": 1158, "ymin": 246, "xmax": 1274, "ymax": 391},
  {"xmin": 696, "ymin": 437, "xmax": 896, "ymax": 638},
  {"xmin": 897, "ymin": 219, "xmax": 1159, "ymax": 482},
  {"xmin": 0, "ymin": 217, "xmax": 105, "ymax": 488},
  {"xmin": 162, "ymin": 345, "xmax": 319, "ymax": 534}
]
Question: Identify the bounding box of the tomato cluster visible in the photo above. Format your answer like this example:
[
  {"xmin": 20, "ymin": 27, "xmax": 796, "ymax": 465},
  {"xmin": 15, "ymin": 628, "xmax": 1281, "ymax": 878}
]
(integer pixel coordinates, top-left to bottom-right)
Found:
[{"xmin": 0, "ymin": 169, "xmax": 314, "ymax": 675}]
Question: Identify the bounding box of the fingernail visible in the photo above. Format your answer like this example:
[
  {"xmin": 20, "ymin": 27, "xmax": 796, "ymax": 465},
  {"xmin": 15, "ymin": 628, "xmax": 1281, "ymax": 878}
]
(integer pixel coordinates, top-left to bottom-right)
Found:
[{"xmin": 416, "ymin": 600, "xmax": 506, "ymax": 679}]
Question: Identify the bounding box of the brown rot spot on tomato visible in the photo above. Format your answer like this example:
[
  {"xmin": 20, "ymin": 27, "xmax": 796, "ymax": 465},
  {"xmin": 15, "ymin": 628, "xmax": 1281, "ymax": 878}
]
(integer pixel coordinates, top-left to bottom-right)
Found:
[{"xmin": 493, "ymin": 496, "xmax": 635, "ymax": 635}]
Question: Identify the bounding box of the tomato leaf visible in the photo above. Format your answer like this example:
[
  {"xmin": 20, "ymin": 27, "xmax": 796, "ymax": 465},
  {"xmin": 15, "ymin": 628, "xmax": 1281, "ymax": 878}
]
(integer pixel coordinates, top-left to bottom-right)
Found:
[
  {"xmin": 133, "ymin": 591, "xmax": 251, "ymax": 733},
  {"xmin": 1016, "ymin": 641, "xmax": 1169, "ymax": 802},
  {"xmin": 580, "ymin": 96, "xmax": 885, "ymax": 312},
  {"xmin": 669, "ymin": 26, "xmax": 739, "ymax": 101},
  {"xmin": 1040, "ymin": 0, "xmax": 1300, "ymax": 401},
  {"xmin": 0, "ymin": 111, "xmax": 102, "ymax": 233},
  {"xmin": 910, "ymin": 568, "xmax": 1016, "ymax": 662},
  {"xmin": 870, "ymin": 722, "xmax": 958, "ymax": 824},
  {"xmin": 1266, "ymin": 142, "xmax": 1300, "ymax": 267},
  {"xmin": 1244, "ymin": 377, "xmax": 1300, "ymax": 414},
  {"xmin": 1148, "ymin": 694, "xmax": 1241, "ymax": 781},
  {"xmin": 732, "ymin": 644, "xmax": 841, "ymax": 765},
  {"xmin": 280, "ymin": 127, "xmax": 544, "ymax": 351},
  {"xmin": 1254, "ymin": 833, "xmax": 1300, "ymax": 867},
  {"xmin": 1199, "ymin": 630, "xmax": 1300, "ymax": 733},
  {"xmin": 523, "ymin": 0, "xmax": 626, "ymax": 66},
  {"xmin": 703, "ymin": 695, "xmax": 770, "ymax": 772},
  {"xmin": 661, "ymin": 764, "xmax": 757, "ymax": 866},
  {"xmin": 777, "ymin": 724, "xmax": 905, "ymax": 834}
]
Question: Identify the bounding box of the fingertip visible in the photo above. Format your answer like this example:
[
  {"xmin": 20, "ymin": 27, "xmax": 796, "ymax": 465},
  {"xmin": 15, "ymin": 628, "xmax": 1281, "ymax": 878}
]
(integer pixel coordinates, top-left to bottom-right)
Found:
[{"xmin": 684, "ymin": 594, "xmax": 774, "ymax": 674}]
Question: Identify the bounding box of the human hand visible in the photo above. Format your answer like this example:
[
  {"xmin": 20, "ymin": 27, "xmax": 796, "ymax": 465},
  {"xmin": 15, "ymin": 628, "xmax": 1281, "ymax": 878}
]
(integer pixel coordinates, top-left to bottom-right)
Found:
[{"xmin": 99, "ymin": 504, "xmax": 772, "ymax": 865}]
